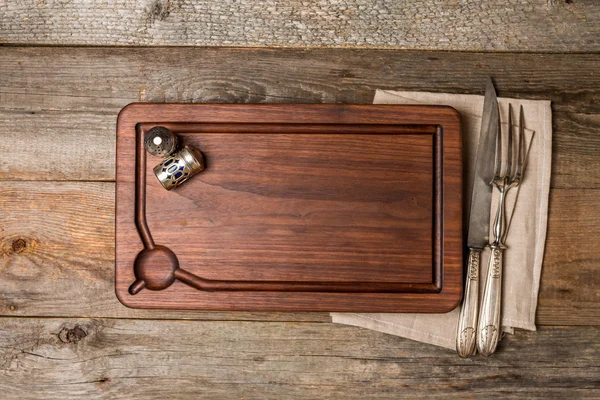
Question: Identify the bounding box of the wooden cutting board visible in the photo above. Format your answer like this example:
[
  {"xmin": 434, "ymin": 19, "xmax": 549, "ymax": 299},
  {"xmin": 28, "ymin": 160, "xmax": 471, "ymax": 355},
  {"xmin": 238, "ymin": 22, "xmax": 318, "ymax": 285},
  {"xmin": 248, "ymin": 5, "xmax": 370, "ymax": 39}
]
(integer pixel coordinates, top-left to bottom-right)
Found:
[{"xmin": 116, "ymin": 104, "xmax": 462, "ymax": 312}]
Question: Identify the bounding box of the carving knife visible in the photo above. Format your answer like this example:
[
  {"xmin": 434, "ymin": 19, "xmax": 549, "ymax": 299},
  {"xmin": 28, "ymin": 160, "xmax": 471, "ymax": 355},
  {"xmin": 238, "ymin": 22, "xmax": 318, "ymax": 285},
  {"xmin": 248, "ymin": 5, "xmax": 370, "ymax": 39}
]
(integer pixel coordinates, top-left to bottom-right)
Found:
[{"xmin": 456, "ymin": 78, "xmax": 499, "ymax": 357}]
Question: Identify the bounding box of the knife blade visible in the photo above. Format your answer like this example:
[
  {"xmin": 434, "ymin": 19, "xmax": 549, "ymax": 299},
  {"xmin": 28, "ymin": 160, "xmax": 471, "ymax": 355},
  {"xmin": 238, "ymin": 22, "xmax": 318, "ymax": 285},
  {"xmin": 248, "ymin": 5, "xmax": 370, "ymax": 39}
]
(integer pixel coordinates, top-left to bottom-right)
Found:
[
  {"xmin": 467, "ymin": 78, "xmax": 499, "ymax": 249},
  {"xmin": 456, "ymin": 77, "xmax": 499, "ymax": 358}
]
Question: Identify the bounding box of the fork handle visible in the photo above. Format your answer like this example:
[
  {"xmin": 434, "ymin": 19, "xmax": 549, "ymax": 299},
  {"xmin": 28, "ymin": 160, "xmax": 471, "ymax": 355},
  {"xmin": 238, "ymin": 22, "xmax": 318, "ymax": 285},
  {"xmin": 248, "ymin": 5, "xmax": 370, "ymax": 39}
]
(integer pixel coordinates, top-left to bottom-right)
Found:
[
  {"xmin": 477, "ymin": 244, "xmax": 504, "ymax": 356},
  {"xmin": 456, "ymin": 248, "xmax": 481, "ymax": 358}
]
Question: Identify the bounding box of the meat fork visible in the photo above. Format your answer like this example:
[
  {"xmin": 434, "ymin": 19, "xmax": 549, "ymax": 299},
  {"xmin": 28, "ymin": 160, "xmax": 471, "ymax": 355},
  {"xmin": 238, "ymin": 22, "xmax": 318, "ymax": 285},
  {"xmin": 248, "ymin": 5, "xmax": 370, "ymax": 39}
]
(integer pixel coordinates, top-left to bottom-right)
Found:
[{"xmin": 477, "ymin": 104, "xmax": 526, "ymax": 356}]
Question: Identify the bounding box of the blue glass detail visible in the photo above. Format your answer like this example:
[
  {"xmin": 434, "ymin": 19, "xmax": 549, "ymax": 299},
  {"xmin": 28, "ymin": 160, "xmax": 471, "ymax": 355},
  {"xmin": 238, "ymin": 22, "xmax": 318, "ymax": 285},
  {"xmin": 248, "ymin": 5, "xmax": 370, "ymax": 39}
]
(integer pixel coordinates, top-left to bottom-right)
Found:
[
  {"xmin": 179, "ymin": 165, "xmax": 185, "ymax": 170},
  {"xmin": 164, "ymin": 159, "xmax": 173, "ymax": 166},
  {"xmin": 167, "ymin": 164, "xmax": 178, "ymax": 173},
  {"xmin": 174, "ymin": 171, "xmax": 183, "ymax": 179}
]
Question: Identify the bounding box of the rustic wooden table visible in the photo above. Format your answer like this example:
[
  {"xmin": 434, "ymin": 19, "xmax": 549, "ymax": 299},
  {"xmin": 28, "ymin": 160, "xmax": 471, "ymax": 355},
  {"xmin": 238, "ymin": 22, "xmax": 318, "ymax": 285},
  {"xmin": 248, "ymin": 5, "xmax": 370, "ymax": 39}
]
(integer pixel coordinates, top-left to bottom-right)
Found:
[{"xmin": 0, "ymin": 1, "xmax": 598, "ymax": 398}]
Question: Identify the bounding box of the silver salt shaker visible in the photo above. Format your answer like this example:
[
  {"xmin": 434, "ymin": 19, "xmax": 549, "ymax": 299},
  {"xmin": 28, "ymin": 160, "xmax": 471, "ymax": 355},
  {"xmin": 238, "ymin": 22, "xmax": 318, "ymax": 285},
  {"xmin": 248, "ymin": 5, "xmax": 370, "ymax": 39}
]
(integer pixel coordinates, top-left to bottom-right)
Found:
[{"xmin": 153, "ymin": 145, "xmax": 205, "ymax": 190}]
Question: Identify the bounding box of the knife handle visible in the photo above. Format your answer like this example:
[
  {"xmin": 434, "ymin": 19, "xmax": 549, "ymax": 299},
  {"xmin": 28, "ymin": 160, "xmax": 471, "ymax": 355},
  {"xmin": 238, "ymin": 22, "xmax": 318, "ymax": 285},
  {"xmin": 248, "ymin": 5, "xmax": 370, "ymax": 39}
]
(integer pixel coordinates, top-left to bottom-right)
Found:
[
  {"xmin": 456, "ymin": 248, "xmax": 481, "ymax": 358},
  {"xmin": 477, "ymin": 244, "xmax": 504, "ymax": 356}
]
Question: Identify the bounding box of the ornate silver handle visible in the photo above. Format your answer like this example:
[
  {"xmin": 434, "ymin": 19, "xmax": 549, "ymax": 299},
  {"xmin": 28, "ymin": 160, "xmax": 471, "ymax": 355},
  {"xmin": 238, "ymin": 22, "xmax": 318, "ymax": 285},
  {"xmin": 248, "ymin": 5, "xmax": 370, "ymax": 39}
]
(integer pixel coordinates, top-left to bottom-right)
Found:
[
  {"xmin": 456, "ymin": 248, "xmax": 480, "ymax": 358},
  {"xmin": 477, "ymin": 245, "xmax": 503, "ymax": 356}
]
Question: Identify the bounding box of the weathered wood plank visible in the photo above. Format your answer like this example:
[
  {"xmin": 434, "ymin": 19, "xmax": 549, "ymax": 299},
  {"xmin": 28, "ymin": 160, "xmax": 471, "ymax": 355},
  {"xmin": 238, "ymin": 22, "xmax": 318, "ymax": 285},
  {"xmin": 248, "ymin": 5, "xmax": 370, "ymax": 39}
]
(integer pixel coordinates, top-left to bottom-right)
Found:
[
  {"xmin": 2, "ymin": 48, "xmax": 599, "ymax": 114},
  {"xmin": 0, "ymin": 181, "xmax": 326, "ymax": 322},
  {"xmin": 537, "ymin": 189, "xmax": 600, "ymax": 325},
  {"xmin": 1, "ymin": 47, "xmax": 599, "ymax": 188},
  {"xmin": 0, "ymin": 111, "xmax": 116, "ymax": 181},
  {"xmin": 553, "ymin": 112, "xmax": 600, "ymax": 190},
  {"xmin": 0, "ymin": 319, "xmax": 597, "ymax": 399},
  {"xmin": 0, "ymin": 182, "xmax": 597, "ymax": 325},
  {"xmin": 0, "ymin": 0, "xmax": 599, "ymax": 51},
  {"xmin": 2, "ymin": 109, "xmax": 596, "ymax": 190}
]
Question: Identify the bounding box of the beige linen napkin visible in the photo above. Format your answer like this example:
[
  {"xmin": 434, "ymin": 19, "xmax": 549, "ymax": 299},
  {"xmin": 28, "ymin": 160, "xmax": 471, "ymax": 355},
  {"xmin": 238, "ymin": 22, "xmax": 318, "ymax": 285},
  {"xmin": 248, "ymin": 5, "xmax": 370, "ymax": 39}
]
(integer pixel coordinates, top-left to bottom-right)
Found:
[{"xmin": 331, "ymin": 90, "xmax": 552, "ymax": 349}]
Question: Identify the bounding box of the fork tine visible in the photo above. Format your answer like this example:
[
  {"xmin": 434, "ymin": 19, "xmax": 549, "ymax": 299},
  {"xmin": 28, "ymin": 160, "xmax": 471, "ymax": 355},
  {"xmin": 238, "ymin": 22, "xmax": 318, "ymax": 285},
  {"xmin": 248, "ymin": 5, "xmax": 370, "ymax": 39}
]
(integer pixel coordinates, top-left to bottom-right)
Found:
[
  {"xmin": 517, "ymin": 105, "xmax": 525, "ymax": 177},
  {"xmin": 493, "ymin": 103, "xmax": 503, "ymax": 179},
  {"xmin": 506, "ymin": 104, "xmax": 513, "ymax": 179},
  {"xmin": 510, "ymin": 103, "xmax": 520, "ymax": 181}
]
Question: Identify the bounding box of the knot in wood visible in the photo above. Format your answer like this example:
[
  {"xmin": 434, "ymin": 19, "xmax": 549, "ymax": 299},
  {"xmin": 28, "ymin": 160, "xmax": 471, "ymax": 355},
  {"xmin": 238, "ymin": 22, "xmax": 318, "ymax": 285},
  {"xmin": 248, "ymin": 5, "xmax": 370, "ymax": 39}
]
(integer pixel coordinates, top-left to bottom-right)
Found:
[
  {"xmin": 58, "ymin": 326, "xmax": 87, "ymax": 344},
  {"xmin": 11, "ymin": 238, "xmax": 27, "ymax": 253}
]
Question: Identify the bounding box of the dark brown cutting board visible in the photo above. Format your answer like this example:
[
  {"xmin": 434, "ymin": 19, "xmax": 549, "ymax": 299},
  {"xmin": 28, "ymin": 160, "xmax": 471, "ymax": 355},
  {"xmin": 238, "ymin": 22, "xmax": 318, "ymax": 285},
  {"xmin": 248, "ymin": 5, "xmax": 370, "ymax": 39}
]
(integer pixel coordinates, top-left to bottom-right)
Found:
[{"xmin": 116, "ymin": 104, "xmax": 462, "ymax": 312}]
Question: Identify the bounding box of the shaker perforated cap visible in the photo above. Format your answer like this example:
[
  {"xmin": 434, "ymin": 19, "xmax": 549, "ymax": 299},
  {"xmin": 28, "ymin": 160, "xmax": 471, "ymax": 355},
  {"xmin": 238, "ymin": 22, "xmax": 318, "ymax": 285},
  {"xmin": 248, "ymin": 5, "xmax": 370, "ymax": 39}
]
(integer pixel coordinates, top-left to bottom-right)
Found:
[{"xmin": 144, "ymin": 126, "xmax": 179, "ymax": 158}]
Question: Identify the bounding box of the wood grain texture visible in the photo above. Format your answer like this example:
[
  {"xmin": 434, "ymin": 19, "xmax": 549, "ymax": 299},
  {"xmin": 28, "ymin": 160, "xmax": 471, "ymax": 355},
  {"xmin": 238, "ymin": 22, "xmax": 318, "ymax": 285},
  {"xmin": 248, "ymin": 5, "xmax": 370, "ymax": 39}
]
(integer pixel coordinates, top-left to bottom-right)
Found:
[
  {"xmin": 0, "ymin": 0, "xmax": 599, "ymax": 51},
  {"xmin": 146, "ymin": 133, "xmax": 437, "ymax": 284},
  {"xmin": 537, "ymin": 189, "xmax": 600, "ymax": 325},
  {"xmin": 115, "ymin": 104, "xmax": 462, "ymax": 312},
  {"xmin": 2, "ymin": 48, "xmax": 600, "ymax": 114},
  {"xmin": 0, "ymin": 181, "xmax": 326, "ymax": 322},
  {"xmin": 0, "ymin": 5, "xmax": 596, "ymax": 394},
  {"xmin": 1, "ymin": 48, "xmax": 599, "ymax": 189},
  {"xmin": 0, "ymin": 47, "xmax": 597, "ymax": 322},
  {"xmin": 0, "ymin": 318, "xmax": 598, "ymax": 399},
  {"xmin": 1, "ymin": 182, "xmax": 597, "ymax": 324}
]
